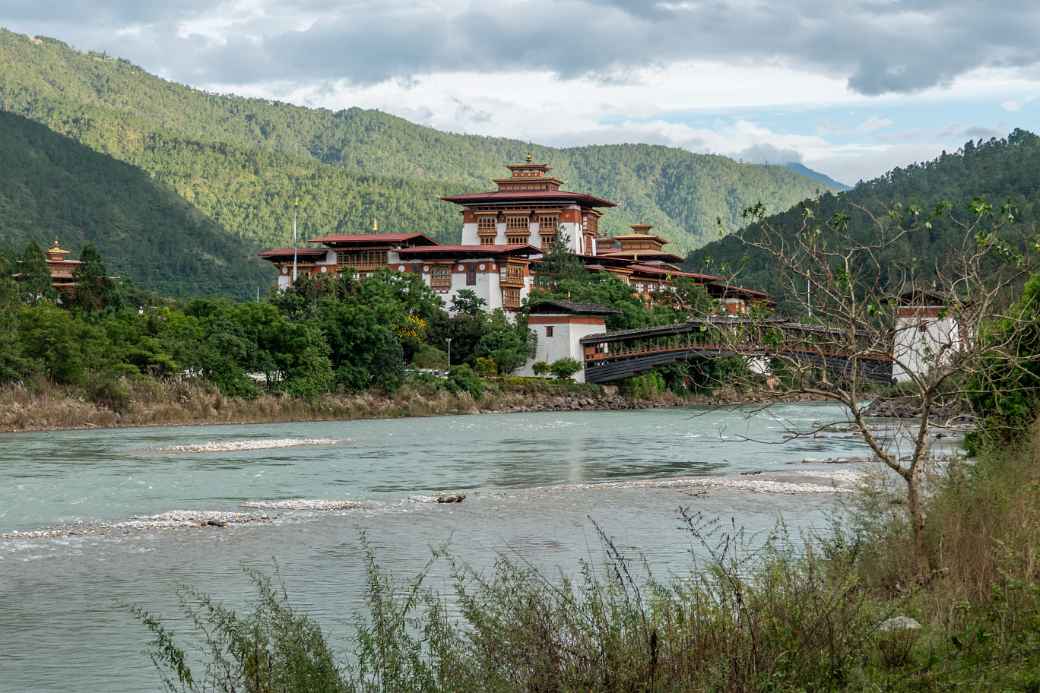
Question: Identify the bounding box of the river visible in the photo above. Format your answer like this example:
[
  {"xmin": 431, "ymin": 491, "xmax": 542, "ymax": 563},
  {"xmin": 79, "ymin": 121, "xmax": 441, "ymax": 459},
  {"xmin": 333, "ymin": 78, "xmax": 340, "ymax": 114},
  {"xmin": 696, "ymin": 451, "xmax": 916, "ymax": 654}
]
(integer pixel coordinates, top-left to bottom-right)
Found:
[{"xmin": 0, "ymin": 404, "xmax": 874, "ymax": 692}]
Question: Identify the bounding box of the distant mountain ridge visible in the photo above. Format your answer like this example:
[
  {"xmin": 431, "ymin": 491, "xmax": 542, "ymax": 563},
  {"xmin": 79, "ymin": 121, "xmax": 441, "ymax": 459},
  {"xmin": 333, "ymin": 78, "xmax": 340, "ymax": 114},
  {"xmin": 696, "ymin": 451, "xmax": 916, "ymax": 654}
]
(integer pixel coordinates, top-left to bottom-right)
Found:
[
  {"xmin": 784, "ymin": 163, "xmax": 851, "ymax": 191},
  {"xmin": 687, "ymin": 129, "xmax": 1040, "ymax": 306},
  {"xmin": 0, "ymin": 27, "xmax": 834, "ymax": 296}
]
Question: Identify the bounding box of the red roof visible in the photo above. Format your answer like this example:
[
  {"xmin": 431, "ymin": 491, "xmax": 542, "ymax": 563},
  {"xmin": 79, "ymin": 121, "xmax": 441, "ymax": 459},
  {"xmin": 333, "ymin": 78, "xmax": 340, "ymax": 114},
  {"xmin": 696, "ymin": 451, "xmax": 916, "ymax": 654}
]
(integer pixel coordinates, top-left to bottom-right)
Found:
[
  {"xmin": 598, "ymin": 249, "xmax": 685, "ymax": 263},
  {"xmin": 628, "ymin": 263, "xmax": 721, "ymax": 281},
  {"xmin": 305, "ymin": 233, "xmax": 437, "ymax": 246},
  {"xmin": 441, "ymin": 191, "xmax": 616, "ymax": 207},
  {"xmin": 258, "ymin": 247, "xmax": 327, "ymax": 259},
  {"xmin": 708, "ymin": 282, "xmax": 772, "ymax": 301},
  {"xmin": 398, "ymin": 244, "xmax": 539, "ymax": 259}
]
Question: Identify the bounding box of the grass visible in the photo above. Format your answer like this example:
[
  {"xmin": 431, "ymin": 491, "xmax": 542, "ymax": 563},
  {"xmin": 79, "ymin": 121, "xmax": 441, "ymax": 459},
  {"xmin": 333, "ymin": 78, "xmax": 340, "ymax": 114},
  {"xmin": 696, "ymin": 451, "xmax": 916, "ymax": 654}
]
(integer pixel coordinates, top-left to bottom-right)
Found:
[
  {"xmin": 0, "ymin": 374, "xmax": 697, "ymax": 433},
  {"xmin": 134, "ymin": 421, "xmax": 1040, "ymax": 692}
]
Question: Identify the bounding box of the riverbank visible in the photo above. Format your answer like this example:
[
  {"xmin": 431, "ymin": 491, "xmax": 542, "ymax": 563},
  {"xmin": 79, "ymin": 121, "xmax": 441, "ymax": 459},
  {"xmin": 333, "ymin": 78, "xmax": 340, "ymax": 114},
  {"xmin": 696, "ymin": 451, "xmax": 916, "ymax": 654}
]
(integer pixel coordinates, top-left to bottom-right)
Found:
[{"xmin": 0, "ymin": 376, "xmax": 775, "ymax": 433}]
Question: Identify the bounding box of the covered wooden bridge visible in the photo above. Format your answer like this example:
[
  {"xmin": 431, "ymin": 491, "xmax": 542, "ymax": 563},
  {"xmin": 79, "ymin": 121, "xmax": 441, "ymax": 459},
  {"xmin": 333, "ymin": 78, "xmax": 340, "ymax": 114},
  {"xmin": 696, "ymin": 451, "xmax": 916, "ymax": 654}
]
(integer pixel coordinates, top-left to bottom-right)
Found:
[{"xmin": 580, "ymin": 318, "xmax": 893, "ymax": 384}]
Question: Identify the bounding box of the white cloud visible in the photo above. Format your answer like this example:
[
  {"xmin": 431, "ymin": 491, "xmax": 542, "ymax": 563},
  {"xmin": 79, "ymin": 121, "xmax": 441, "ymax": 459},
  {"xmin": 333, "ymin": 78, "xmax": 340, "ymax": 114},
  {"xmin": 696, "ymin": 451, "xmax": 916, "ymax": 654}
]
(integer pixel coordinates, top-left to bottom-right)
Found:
[
  {"xmin": 859, "ymin": 116, "xmax": 894, "ymax": 132},
  {"xmin": 4, "ymin": 3, "xmax": 1040, "ymax": 184}
]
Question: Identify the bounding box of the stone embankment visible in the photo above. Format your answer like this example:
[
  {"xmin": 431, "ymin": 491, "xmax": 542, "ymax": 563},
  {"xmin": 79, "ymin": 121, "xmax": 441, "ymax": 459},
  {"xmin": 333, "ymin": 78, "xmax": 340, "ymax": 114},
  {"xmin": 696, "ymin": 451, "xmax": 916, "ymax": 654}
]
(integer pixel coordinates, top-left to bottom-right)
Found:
[{"xmin": 863, "ymin": 395, "xmax": 974, "ymax": 425}]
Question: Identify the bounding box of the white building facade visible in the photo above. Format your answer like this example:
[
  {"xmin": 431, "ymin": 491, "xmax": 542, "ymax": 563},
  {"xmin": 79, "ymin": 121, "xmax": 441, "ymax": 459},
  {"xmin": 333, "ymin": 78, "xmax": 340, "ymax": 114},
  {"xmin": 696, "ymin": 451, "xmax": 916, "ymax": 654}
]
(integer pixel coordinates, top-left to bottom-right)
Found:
[
  {"xmin": 517, "ymin": 300, "xmax": 618, "ymax": 383},
  {"xmin": 892, "ymin": 292, "xmax": 962, "ymax": 383}
]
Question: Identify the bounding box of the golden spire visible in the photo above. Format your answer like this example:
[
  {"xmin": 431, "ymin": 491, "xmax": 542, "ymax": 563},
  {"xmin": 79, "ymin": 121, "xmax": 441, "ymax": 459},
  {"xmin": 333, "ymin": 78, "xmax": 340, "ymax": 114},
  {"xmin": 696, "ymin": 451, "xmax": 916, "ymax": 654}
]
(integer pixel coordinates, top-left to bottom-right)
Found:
[
  {"xmin": 526, "ymin": 151, "xmax": 533, "ymax": 163},
  {"xmin": 372, "ymin": 218, "xmax": 379, "ymax": 232}
]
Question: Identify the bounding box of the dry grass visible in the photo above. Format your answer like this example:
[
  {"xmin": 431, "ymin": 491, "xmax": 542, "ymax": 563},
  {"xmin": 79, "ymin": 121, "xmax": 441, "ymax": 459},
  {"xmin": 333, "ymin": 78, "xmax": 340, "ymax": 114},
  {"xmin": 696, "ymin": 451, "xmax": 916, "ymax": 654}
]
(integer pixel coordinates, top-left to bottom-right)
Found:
[{"xmin": 0, "ymin": 375, "xmax": 697, "ymax": 433}]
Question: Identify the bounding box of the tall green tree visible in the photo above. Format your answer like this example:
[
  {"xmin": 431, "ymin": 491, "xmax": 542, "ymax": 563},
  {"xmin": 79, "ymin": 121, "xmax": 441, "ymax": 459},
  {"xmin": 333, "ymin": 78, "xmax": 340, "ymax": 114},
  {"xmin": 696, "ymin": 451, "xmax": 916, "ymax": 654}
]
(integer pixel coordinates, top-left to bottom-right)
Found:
[
  {"xmin": 72, "ymin": 243, "xmax": 116, "ymax": 313},
  {"xmin": 17, "ymin": 241, "xmax": 57, "ymax": 305}
]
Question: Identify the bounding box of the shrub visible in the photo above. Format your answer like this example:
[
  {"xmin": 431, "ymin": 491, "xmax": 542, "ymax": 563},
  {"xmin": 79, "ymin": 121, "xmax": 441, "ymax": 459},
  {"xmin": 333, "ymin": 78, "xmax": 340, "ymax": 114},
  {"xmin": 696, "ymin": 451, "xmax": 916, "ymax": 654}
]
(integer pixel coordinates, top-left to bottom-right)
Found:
[
  {"xmin": 411, "ymin": 343, "xmax": 449, "ymax": 370},
  {"xmin": 412, "ymin": 345, "xmax": 449, "ymax": 370},
  {"xmin": 621, "ymin": 370, "xmax": 666, "ymax": 399},
  {"xmin": 86, "ymin": 373, "xmax": 132, "ymax": 414},
  {"xmin": 447, "ymin": 364, "xmax": 484, "ymax": 399},
  {"xmin": 473, "ymin": 356, "xmax": 497, "ymax": 377},
  {"xmin": 549, "ymin": 358, "xmax": 582, "ymax": 381},
  {"xmin": 531, "ymin": 361, "xmax": 550, "ymax": 376}
]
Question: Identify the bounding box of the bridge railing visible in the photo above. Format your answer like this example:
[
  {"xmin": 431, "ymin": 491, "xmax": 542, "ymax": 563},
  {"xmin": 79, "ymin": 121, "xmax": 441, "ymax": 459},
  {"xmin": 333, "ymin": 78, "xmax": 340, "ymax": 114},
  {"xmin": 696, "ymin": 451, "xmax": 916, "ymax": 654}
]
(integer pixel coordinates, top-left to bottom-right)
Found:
[{"xmin": 580, "ymin": 318, "xmax": 893, "ymax": 383}]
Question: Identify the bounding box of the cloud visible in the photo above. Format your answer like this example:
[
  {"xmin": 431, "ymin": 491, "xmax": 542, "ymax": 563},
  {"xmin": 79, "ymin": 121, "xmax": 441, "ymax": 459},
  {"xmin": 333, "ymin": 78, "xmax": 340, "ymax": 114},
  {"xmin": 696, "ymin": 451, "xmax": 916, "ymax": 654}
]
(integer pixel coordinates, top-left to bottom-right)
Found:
[
  {"xmin": 859, "ymin": 116, "xmax": 894, "ymax": 132},
  {"xmin": 4, "ymin": 1, "xmax": 1040, "ymax": 96},
  {"xmin": 735, "ymin": 143, "xmax": 804, "ymax": 164}
]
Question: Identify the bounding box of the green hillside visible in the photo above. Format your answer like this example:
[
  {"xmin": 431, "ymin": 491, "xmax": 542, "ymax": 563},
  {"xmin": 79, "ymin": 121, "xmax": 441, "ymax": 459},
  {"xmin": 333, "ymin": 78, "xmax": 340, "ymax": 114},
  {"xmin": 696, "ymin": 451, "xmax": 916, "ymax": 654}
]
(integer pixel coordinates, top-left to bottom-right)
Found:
[
  {"xmin": 0, "ymin": 110, "xmax": 271, "ymax": 297},
  {"xmin": 686, "ymin": 129, "xmax": 1040, "ymax": 305},
  {"xmin": 0, "ymin": 28, "xmax": 829, "ymax": 260}
]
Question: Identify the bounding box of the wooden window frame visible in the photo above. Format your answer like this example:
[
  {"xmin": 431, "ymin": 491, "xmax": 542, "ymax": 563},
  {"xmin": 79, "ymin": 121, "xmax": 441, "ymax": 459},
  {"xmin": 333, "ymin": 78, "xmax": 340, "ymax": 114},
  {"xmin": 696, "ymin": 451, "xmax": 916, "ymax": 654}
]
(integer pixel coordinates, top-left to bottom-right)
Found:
[
  {"xmin": 336, "ymin": 249, "xmax": 387, "ymax": 271},
  {"xmin": 506, "ymin": 215, "xmax": 529, "ymax": 232},
  {"xmin": 430, "ymin": 264, "xmax": 452, "ymax": 291},
  {"xmin": 503, "ymin": 287, "xmax": 522, "ymax": 310}
]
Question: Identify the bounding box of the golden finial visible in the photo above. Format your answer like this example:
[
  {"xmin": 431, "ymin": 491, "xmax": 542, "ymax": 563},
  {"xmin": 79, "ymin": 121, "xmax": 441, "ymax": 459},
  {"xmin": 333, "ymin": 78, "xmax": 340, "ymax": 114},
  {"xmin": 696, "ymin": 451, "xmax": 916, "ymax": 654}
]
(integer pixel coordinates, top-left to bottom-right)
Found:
[
  {"xmin": 526, "ymin": 151, "xmax": 533, "ymax": 163},
  {"xmin": 372, "ymin": 218, "xmax": 379, "ymax": 232}
]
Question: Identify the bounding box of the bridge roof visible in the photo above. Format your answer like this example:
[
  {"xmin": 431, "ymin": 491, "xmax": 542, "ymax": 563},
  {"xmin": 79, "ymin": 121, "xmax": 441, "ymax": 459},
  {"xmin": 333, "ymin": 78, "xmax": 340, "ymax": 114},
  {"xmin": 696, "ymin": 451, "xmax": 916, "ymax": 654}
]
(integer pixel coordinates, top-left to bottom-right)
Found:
[
  {"xmin": 581, "ymin": 318, "xmax": 875, "ymax": 345},
  {"xmin": 580, "ymin": 317, "xmax": 788, "ymax": 344}
]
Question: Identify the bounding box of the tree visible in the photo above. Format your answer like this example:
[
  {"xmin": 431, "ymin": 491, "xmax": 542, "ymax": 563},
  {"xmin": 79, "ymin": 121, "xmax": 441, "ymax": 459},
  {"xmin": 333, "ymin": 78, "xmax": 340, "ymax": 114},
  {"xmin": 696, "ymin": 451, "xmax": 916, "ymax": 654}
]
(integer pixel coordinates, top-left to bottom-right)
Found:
[
  {"xmin": 966, "ymin": 273, "xmax": 1040, "ymax": 447},
  {"xmin": 661, "ymin": 277, "xmax": 717, "ymax": 319},
  {"xmin": 711, "ymin": 197, "xmax": 1040, "ymax": 580},
  {"xmin": 550, "ymin": 358, "xmax": 582, "ymax": 381},
  {"xmin": 16, "ymin": 241, "xmax": 56, "ymax": 304},
  {"xmin": 72, "ymin": 243, "xmax": 116, "ymax": 312},
  {"xmin": 475, "ymin": 310, "xmax": 534, "ymax": 374}
]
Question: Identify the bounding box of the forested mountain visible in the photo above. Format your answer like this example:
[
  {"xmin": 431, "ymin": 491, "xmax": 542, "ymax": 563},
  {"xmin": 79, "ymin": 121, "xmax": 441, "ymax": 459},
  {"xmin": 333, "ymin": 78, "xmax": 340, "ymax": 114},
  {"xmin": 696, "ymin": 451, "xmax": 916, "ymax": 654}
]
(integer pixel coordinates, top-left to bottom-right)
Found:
[
  {"xmin": 785, "ymin": 163, "xmax": 850, "ymax": 191},
  {"xmin": 0, "ymin": 110, "xmax": 270, "ymax": 297},
  {"xmin": 0, "ymin": 28, "xmax": 830, "ymax": 268},
  {"xmin": 687, "ymin": 129, "xmax": 1040, "ymax": 304}
]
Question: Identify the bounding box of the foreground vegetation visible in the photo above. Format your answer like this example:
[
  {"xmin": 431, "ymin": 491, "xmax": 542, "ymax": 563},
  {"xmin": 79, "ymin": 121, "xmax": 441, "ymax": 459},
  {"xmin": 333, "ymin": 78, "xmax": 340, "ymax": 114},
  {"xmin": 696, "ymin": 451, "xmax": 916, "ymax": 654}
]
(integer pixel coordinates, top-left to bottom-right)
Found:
[{"xmin": 135, "ymin": 423, "xmax": 1040, "ymax": 691}]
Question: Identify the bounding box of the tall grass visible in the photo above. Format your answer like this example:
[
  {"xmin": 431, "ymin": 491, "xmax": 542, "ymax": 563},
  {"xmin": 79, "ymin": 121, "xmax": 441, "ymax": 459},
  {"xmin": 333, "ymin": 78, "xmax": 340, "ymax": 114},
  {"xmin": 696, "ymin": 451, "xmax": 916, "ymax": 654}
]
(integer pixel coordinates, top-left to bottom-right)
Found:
[
  {"xmin": 0, "ymin": 375, "xmax": 697, "ymax": 433},
  {"xmin": 136, "ymin": 426, "xmax": 1040, "ymax": 691}
]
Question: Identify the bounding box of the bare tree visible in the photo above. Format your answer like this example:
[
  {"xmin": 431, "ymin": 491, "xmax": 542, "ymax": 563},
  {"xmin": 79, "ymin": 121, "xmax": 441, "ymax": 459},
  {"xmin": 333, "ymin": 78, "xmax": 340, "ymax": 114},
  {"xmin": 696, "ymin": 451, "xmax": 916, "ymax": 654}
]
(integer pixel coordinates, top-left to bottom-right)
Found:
[{"xmin": 704, "ymin": 198, "xmax": 1037, "ymax": 578}]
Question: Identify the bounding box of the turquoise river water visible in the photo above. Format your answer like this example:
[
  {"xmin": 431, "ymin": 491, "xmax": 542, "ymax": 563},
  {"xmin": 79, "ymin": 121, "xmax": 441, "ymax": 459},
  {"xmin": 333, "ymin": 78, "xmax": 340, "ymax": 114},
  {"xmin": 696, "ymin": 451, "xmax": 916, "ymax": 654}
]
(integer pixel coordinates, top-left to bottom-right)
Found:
[{"xmin": 0, "ymin": 404, "xmax": 876, "ymax": 692}]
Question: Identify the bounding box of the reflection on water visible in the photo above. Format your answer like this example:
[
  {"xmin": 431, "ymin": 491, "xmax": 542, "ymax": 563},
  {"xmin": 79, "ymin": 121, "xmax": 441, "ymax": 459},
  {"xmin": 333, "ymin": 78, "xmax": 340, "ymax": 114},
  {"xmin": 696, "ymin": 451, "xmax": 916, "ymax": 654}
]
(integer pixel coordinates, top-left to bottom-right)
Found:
[{"xmin": 0, "ymin": 405, "xmax": 873, "ymax": 693}]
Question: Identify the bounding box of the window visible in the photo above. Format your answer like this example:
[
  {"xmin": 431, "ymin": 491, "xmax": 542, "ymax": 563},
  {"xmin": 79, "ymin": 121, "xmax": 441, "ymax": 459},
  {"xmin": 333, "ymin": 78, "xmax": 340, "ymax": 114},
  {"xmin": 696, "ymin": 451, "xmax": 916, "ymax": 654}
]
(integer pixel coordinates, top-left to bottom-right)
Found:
[
  {"xmin": 466, "ymin": 267, "xmax": 477, "ymax": 286},
  {"xmin": 478, "ymin": 216, "xmax": 497, "ymax": 232},
  {"xmin": 507, "ymin": 232, "xmax": 529, "ymax": 245},
  {"xmin": 480, "ymin": 235, "xmax": 495, "ymax": 246},
  {"xmin": 584, "ymin": 215, "xmax": 599, "ymax": 236},
  {"xmin": 502, "ymin": 262, "xmax": 525, "ymax": 285},
  {"xmin": 545, "ymin": 326, "xmax": 554, "ymax": 337},
  {"xmin": 538, "ymin": 215, "xmax": 558, "ymax": 233},
  {"xmin": 506, "ymin": 216, "xmax": 529, "ymax": 232},
  {"xmin": 336, "ymin": 249, "xmax": 387, "ymax": 270},
  {"xmin": 503, "ymin": 288, "xmax": 521, "ymax": 309},
  {"xmin": 431, "ymin": 265, "xmax": 451, "ymax": 291}
]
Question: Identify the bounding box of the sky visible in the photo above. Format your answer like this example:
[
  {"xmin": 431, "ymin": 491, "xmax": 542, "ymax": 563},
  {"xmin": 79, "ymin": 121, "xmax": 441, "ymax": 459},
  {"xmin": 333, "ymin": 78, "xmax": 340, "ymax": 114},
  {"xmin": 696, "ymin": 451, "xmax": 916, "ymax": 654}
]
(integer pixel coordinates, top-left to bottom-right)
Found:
[{"xmin": 3, "ymin": 0, "xmax": 1040, "ymax": 184}]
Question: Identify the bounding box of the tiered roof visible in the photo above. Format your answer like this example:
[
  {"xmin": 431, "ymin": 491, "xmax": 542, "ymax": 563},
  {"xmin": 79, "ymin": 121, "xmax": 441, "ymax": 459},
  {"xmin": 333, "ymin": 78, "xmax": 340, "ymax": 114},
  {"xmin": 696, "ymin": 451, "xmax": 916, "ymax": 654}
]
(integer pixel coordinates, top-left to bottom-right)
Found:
[
  {"xmin": 397, "ymin": 244, "xmax": 539, "ymax": 259},
  {"xmin": 306, "ymin": 233, "xmax": 437, "ymax": 246},
  {"xmin": 442, "ymin": 157, "xmax": 616, "ymax": 208}
]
